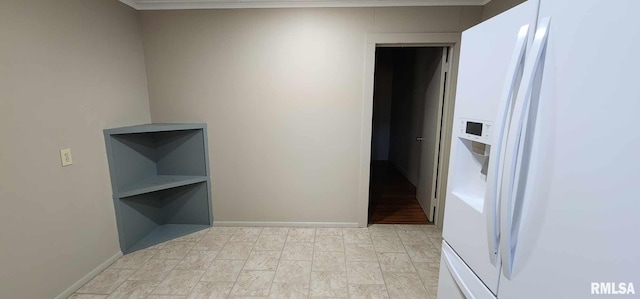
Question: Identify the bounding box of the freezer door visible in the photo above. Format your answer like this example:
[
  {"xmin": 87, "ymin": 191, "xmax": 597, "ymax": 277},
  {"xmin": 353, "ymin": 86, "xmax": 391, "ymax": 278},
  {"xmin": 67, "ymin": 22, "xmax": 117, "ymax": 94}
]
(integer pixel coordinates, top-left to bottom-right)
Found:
[
  {"xmin": 440, "ymin": 0, "xmax": 537, "ymax": 295},
  {"xmin": 497, "ymin": 0, "xmax": 640, "ymax": 298},
  {"xmin": 438, "ymin": 241, "xmax": 496, "ymax": 299}
]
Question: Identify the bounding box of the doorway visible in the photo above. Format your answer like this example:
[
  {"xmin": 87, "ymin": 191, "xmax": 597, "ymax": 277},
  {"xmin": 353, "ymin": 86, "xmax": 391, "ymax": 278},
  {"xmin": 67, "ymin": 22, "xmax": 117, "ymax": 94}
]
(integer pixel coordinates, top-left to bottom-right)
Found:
[{"xmin": 368, "ymin": 46, "xmax": 449, "ymax": 224}]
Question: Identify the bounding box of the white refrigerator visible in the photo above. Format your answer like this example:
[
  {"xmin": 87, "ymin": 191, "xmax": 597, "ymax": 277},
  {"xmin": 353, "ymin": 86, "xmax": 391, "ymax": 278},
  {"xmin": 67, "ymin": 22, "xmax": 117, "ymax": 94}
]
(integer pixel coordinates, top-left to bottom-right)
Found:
[{"xmin": 438, "ymin": 0, "xmax": 640, "ymax": 298}]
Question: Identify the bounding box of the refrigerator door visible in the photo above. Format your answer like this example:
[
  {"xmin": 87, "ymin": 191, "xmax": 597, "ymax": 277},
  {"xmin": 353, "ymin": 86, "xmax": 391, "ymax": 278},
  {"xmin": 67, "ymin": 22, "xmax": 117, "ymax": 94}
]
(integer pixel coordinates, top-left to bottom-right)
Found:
[
  {"xmin": 497, "ymin": 0, "xmax": 640, "ymax": 298},
  {"xmin": 438, "ymin": 241, "xmax": 496, "ymax": 299},
  {"xmin": 440, "ymin": 1, "xmax": 537, "ymax": 295}
]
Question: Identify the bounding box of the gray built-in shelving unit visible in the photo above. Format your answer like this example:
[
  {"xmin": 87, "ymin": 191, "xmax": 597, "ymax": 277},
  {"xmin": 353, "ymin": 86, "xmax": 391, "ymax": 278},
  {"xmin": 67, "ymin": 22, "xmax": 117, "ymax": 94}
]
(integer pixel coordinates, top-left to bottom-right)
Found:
[{"xmin": 104, "ymin": 123, "xmax": 212, "ymax": 254}]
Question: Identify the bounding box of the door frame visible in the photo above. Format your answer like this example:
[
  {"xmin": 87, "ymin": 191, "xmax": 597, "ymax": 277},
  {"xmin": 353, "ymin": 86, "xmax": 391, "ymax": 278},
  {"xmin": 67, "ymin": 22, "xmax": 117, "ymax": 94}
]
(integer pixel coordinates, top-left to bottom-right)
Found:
[{"xmin": 358, "ymin": 33, "xmax": 461, "ymax": 228}]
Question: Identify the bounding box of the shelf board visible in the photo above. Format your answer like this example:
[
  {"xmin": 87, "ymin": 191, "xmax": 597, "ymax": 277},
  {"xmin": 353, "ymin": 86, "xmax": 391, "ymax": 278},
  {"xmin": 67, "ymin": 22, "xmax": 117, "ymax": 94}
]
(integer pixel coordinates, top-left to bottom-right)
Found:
[
  {"xmin": 125, "ymin": 224, "xmax": 210, "ymax": 254},
  {"xmin": 118, "ymin": 175, "xmax": 207, "ymax": 198},
  {"xmin": 105, "ymin": 123, "xmax": 206, "ymax": 135}
]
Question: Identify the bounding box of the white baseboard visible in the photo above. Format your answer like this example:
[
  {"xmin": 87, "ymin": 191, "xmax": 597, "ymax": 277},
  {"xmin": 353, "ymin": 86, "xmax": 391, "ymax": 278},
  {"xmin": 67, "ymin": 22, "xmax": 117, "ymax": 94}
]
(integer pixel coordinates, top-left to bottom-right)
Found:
[
  {"xmin": 55, "ymin": 251, "xmax": 123, "ymax": 299},
  {"xmin": 213, "ymin": 221, "xmax": 360, "ymax": 228}
]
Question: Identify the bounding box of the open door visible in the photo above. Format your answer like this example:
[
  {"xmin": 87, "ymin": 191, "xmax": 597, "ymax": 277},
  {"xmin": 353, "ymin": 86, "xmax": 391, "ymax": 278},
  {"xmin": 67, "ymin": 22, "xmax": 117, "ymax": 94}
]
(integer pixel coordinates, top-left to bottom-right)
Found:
[{"xmin": 416, "ymin": 48, "xmax": 449, "ymax": 222}]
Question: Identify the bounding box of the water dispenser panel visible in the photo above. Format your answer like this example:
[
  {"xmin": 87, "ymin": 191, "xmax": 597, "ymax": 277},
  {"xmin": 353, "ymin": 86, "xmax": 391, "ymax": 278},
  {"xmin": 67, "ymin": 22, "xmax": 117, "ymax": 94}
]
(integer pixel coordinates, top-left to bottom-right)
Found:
[
  {"xmin": 466, "ymin": 122, "xmax": 483, "ymax": 136},
  {"xmin": 458, "ymin": 118, "xmax": 493, "ymax": 144}
]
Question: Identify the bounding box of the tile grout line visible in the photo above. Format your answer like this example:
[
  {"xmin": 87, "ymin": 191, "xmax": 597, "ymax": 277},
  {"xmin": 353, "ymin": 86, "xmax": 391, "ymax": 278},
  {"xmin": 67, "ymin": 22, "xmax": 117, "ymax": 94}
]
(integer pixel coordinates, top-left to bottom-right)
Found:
[
  {"xmin": 308, "ymin": 228, "xmax": 317, "ymax": 299},
  {"xmin": 86, "ymin": 232, "xmax": 202, "ymax": 297},
  {"xmin": 343, "ymin": 228, "xmax": 351, "ymax": 298},
  {"xmin": 202, "ymin": 227, "xmax": 240, "ymax": 298},
  {"xmin": 232, "ymin": 227, "xmax": 263, "ymax": 297},
  {"xmin": 418, "ymin": 226, "xmax": 441, "ymax": 298},
  {"xmin": 367, "ymin": 225, "xmax": 392, "ymax": 298},
  {"xmin": 194, "ymin": 230, "xmax": 234, "ymax": 297},
  {"xmin": 186, "ymin": 250, "xmax": 207, "ymax": 296},
  {"xmin": 399, "ymin": 226, "xmax": 437, "ymax": 299},
  {"xmin": 183, "ymin": 232, "xmax": 208, "ymax": 296},
  {"xmin": 209, "ymin": 228, "xmax": 237, "ymax": 299},
  {"xmin": 149, "ymin": 238, "xmax": 200, "ymax": 296},
  {"xmin": 82, "ymin": 242, "xmax": 174, "ymax": 296},
  {"xmin": 76, "ymin": 268, "xmax": 132, "ymax": 296},
  {"xmin": 261, "ymin": 226, "xmax": 280, "ymax": 298},
  {"xmin": 262, "ymin": 229, "xmax": 288, "ymax": 298}
]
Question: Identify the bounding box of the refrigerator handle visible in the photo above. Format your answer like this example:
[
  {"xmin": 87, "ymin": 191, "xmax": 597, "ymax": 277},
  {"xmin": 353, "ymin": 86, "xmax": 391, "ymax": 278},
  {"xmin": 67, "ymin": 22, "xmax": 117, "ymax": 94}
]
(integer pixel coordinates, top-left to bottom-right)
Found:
[
  {"xmin": 500, "ymin": 17, "xmax": 551, "ymax": 280},
  {"xmin": 485, "ymin": 24, "xmax": 530, "ymax": 266}
]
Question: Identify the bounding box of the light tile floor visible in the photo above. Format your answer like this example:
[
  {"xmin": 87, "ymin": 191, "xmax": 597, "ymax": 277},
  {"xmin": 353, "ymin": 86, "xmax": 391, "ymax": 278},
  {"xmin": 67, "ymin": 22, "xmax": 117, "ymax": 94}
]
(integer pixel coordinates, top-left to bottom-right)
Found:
[{"xmin": 70, "ymin": 224, "xmax": 443, "ymax": 299}]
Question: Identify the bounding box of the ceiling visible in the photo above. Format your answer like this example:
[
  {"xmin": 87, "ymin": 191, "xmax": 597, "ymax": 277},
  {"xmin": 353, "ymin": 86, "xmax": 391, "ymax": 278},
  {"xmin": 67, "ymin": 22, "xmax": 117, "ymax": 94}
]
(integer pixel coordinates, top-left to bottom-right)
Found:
[{"xmin": 120, "ymin": 0, "xmax": 490, "ymax": 10}]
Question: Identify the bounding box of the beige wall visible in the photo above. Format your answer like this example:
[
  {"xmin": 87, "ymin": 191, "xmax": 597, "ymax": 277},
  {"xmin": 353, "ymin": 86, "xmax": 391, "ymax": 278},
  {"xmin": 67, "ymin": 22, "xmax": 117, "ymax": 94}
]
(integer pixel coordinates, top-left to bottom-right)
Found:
[
  {"xmin": 141, "ymin": 7, "xmax": 483, "ymax": 224},
  {"xmin": 482, "ymin": 0, "xmax": 527, "ymax": 20},
  {"xmin": 0, "ymin": 0, "xmax": 150, "ymax": 298}
]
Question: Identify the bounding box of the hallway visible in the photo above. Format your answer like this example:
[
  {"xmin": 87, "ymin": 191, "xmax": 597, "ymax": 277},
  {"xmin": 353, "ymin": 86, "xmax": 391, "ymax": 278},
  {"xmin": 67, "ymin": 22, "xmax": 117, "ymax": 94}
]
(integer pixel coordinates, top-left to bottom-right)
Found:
[{"xmin": 368, "ymin": 161, "xmax": 430, "ymax": 224}]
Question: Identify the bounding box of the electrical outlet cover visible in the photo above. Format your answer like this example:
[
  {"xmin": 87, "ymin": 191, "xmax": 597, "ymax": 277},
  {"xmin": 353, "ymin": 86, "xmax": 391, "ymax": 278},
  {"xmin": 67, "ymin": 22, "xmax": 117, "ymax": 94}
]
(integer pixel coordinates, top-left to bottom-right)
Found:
[{"xmin": 60, "ymin": 148, "xmax": 73, "ymax": 166}]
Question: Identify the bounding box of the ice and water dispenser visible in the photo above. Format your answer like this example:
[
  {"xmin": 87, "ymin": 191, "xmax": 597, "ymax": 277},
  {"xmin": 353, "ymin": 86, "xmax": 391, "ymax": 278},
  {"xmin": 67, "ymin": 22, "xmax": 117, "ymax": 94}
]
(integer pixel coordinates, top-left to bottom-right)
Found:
[{"xmin": 449, "ymin": 118, "xmax": 493, "ymax": 212}]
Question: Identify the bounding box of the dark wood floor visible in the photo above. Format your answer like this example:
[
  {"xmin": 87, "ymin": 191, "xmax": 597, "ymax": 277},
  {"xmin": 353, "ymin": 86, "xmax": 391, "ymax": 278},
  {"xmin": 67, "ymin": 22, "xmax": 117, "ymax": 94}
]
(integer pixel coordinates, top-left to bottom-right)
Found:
[{"xmin": 368, "ymin": 161, "xmax": 430, "ymax": 224}]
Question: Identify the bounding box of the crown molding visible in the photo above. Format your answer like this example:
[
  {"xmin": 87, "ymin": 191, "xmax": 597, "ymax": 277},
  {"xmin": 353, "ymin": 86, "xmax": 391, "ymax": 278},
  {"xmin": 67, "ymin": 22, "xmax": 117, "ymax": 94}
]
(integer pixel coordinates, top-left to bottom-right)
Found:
[{"xmin": 120, "ymin": 0, "xmax": 489, "ymax": 10}]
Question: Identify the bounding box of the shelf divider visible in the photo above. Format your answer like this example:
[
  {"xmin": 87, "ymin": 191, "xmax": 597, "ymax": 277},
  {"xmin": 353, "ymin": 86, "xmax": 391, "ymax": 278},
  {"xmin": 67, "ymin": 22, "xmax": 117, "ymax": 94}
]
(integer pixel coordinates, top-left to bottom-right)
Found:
[{"xmin": 118, "ymin": 175, "xmax": 208, "ymax": 198}]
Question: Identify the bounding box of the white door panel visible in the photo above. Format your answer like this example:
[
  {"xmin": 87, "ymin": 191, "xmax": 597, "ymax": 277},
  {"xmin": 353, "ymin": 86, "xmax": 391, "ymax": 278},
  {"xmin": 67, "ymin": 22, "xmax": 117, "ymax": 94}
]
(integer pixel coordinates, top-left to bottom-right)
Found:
[
  {"xmin": 437, "ymin": 261, "xmax": 468, "ymax": 299},
  {"xmin": 451, "ymin": 1, "xmax": 537, "ymax": 124},
  {"xmin": 441, "ymin": 1, "xmax": 538, "ymax": 294},
  {"xmin": 498, "ymin": 1, "xmax": 640, "ymax": 298},
  {"xmin": 417, "ymin": 49, "xmax": 446, "ymax": 221},
  {"xmin": 438, "ymin": 241, "xmax": 497, "ymax": 299}
]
